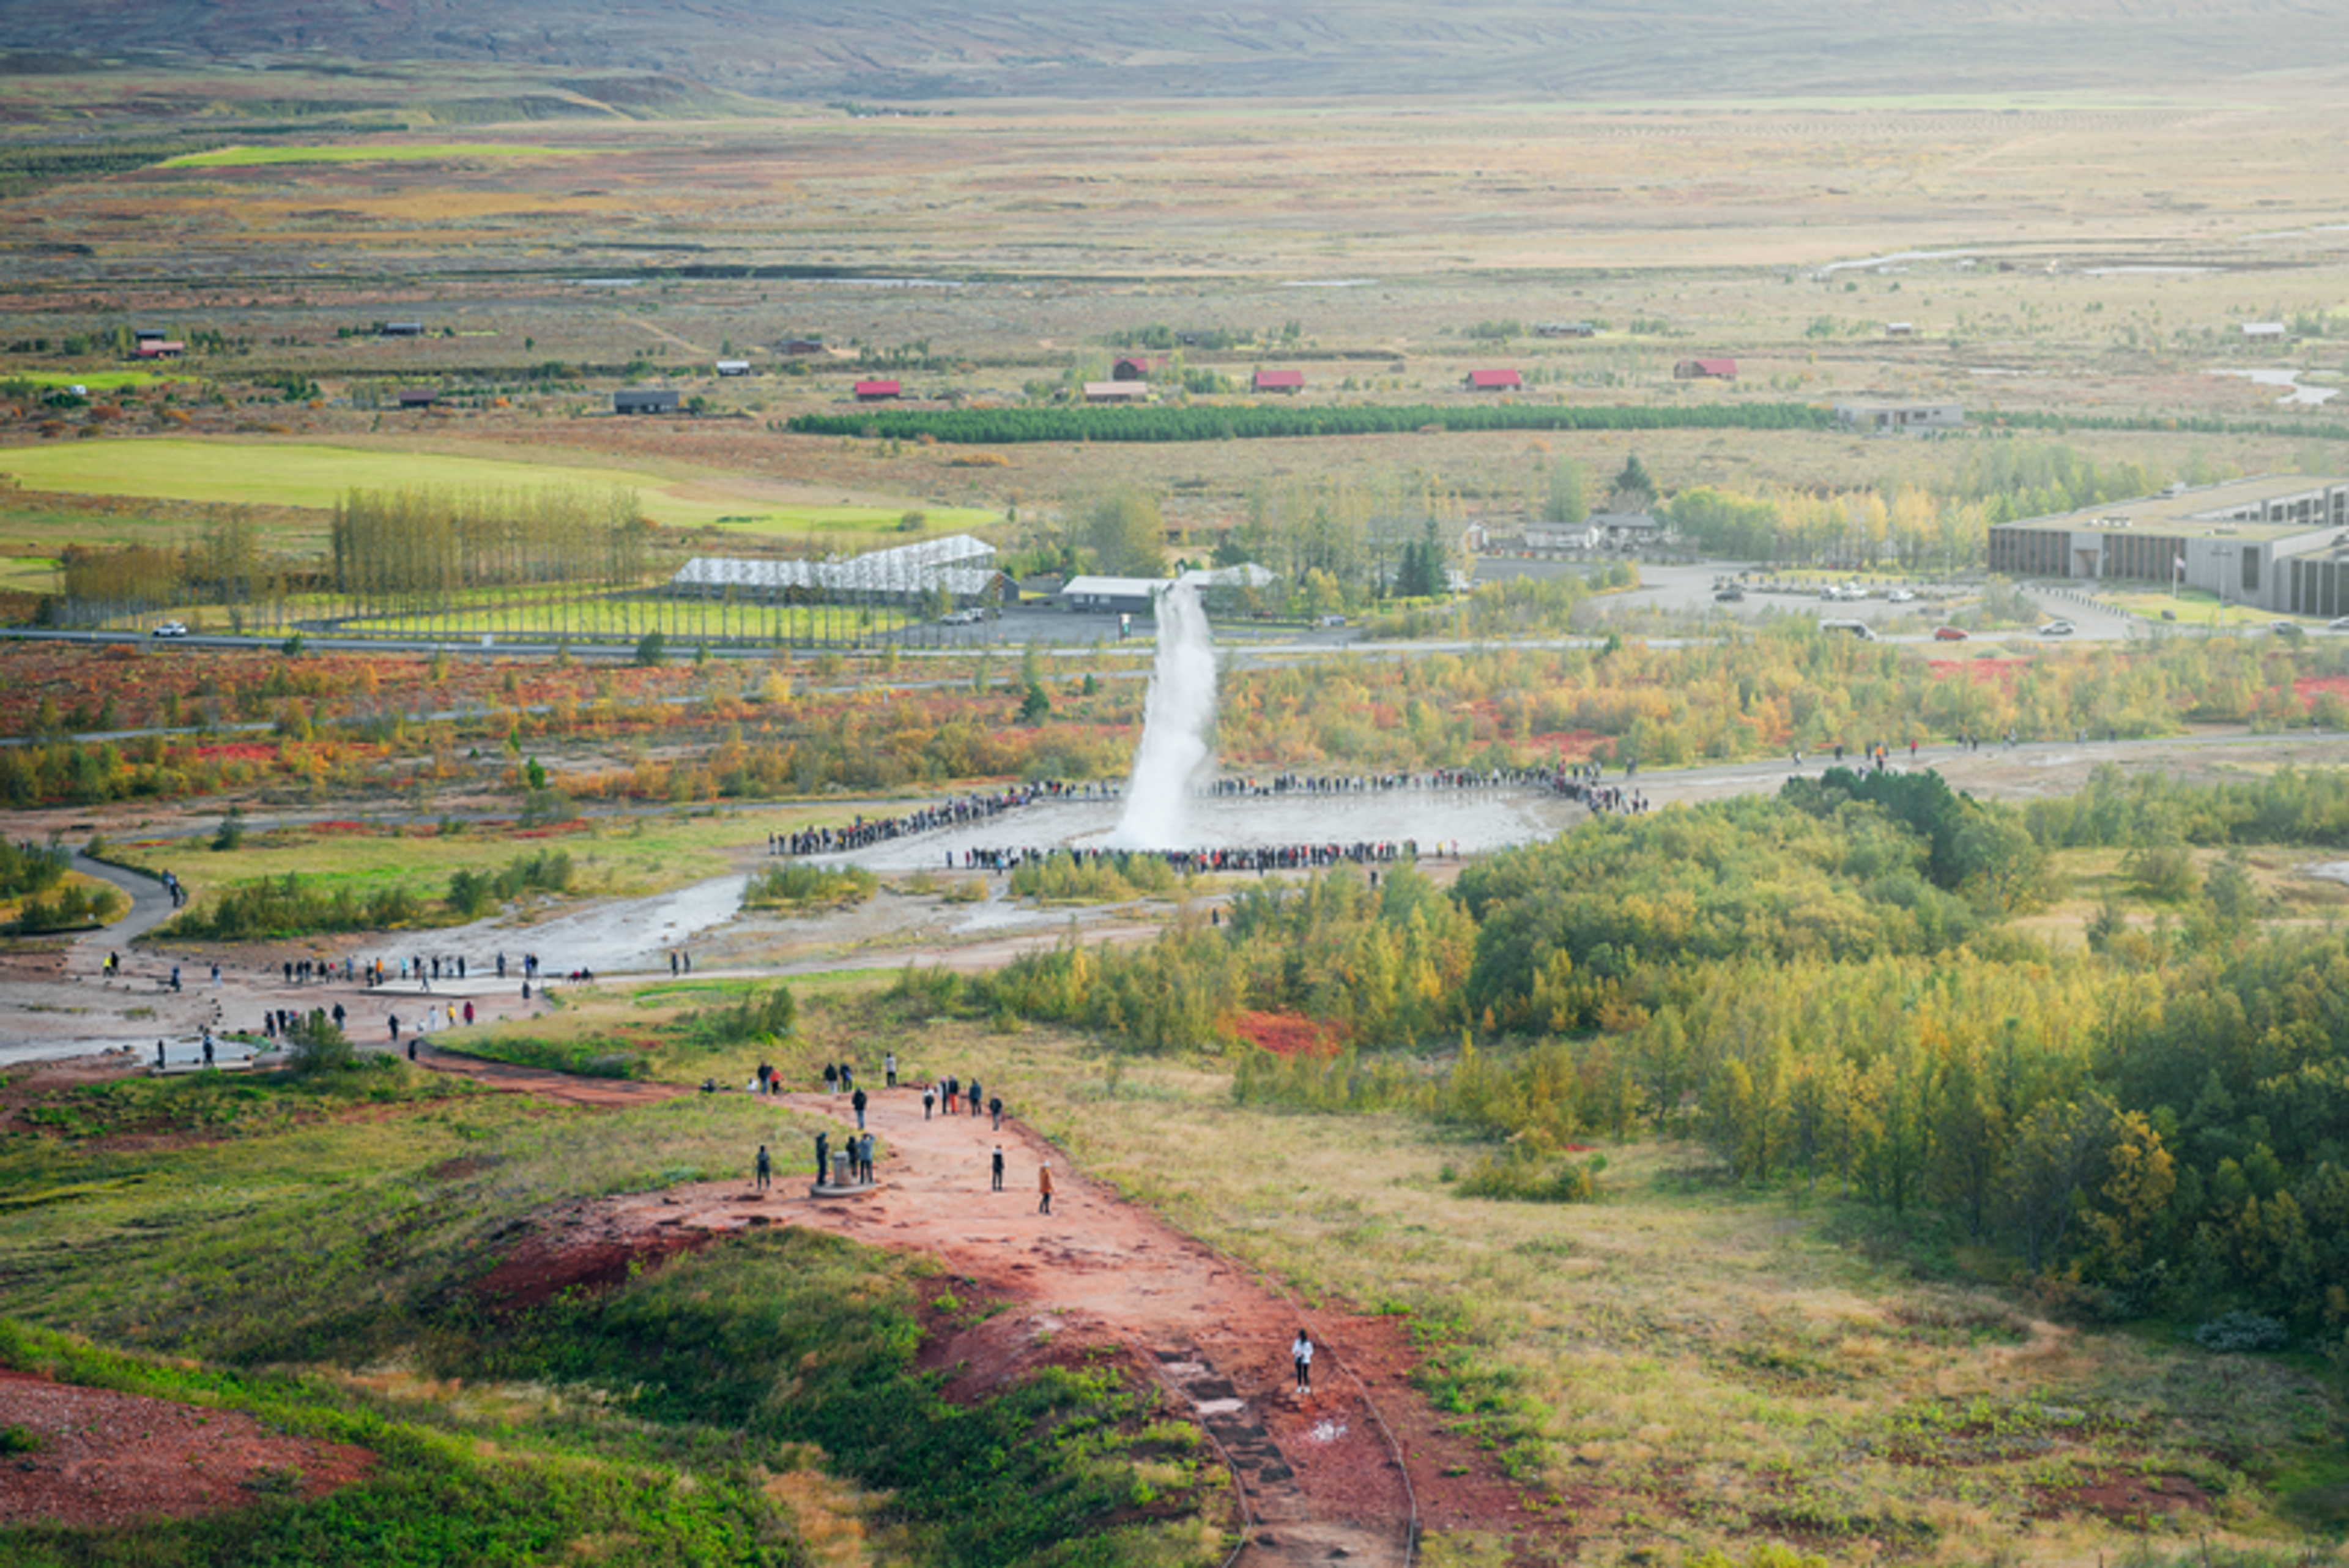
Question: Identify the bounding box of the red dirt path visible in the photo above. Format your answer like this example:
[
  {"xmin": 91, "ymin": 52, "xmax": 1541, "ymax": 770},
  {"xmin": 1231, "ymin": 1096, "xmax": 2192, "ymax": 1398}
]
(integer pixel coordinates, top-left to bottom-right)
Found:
[
  {"xmin": 0, "ymin": 1367, "xmax": 373, "ymax": 1530},
  {"xmin": 466, "ymin": 1087, "xmax": 1545, "ymax": 1566}
]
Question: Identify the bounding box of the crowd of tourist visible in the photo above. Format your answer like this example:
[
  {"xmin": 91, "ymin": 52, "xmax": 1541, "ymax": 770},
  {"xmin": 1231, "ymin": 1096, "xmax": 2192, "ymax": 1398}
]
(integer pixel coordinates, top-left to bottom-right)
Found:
[{"xmin": 765, "ymin": 779, "xmax": 1104, "ymax": 856}]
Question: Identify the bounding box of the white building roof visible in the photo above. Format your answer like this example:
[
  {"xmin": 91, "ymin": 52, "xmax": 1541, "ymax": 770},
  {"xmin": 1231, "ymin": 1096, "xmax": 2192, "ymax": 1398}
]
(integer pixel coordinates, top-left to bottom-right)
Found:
[
  {"xmin": 1059, "ymin": 563, "xmax": 1278, "ymax": 602},
  {"xmin": 670, "ymin": 534, "xmax": 998, "ymax": 596}
]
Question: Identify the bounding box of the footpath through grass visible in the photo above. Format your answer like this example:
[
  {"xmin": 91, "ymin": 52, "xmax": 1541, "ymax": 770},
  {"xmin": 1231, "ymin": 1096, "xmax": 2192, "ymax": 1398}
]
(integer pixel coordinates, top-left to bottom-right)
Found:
[
  {"xmin": 0, "ymin": 1050, "xmax": 1222, "ymax": 1567},
  {"xmin": 747, "ymin": 979, "xmax": 2349, "ymax": 1567}
]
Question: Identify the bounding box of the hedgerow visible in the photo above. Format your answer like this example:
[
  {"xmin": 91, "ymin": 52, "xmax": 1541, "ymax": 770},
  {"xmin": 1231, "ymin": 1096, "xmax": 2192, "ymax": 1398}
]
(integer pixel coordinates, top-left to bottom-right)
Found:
[{"xmin": 787, "ymin": 400, "xmax": 1836, "ymax": 444}]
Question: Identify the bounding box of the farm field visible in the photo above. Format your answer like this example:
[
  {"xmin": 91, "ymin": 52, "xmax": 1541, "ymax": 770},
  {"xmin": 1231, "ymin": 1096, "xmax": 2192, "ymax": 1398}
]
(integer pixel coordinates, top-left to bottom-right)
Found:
[{"xmin": 0, "ymin": 437, "xmax": 998, "ymax": 537}]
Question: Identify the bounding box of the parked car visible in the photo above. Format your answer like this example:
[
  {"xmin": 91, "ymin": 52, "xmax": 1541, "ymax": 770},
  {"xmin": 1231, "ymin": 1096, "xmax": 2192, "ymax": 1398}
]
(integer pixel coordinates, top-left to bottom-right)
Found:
[
  {"xmin": 1932, "ymin": 625, "xmax": 1969, "ymax": 641},
  {"xmin": 2329, "ymin": 615, "xmax": 2349, "ymax": 631},
  {"xmin": 1714, "ymin": 587, "xmax": 1745, "ymax": 603},
  {"xmin": 150, "ymin": 620, "xmax": 188, "ymax": 637},
  {"xmin": 2269, "ymin": 620, "xmax": 2300, "ymax": 635},
  {"xmin": 2039, "ymin": 620, "xmax": 2076, "ymax": 637},
  {"xmin": 1887, "ymin": 589, "xmax": 1916, "ymax": 603}
]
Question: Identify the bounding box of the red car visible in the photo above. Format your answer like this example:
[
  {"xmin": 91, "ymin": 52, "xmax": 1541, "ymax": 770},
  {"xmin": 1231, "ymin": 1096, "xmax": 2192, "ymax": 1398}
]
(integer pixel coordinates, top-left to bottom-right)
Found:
[{"xmin": 1932, "ymin": 625, "xmax": 1969, "ymax": 641}]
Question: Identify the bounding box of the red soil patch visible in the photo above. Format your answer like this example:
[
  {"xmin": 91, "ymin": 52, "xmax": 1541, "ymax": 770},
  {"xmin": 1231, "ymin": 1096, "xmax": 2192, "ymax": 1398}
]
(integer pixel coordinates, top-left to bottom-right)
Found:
[
  {"xmin": 2030, "ymin": 1469, "xmax": 2213, "ymax": 1524},
  {"xmin": 1230, "ymin": 1009, "xmax": 1338, "ymax": 1057},
  {"xmin": 1524, "ymin": 728, "xmax": 1603, "ymax": 759},
  {"xmin": 464, "ymin": 1222, "xmax": 721, "ymax": 1313},
  {"xmin": 0, "ymin": 1367, "xmax": 373, "ymax": 1530}
]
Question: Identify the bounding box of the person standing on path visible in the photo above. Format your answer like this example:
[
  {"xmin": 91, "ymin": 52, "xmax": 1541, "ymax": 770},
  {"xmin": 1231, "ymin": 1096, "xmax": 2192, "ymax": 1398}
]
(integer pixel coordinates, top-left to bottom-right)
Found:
[
  {"xmin": 755, "ymin": 1145, "xmax": 771, "ymax": 1192},
  {"xmin": 815, "ymin": 1130, "xmax": 831, "ymax": 1184},
  {"xmin": 856, "ymin": 1134, "xmax": 874, "ymax": 1184},
  {"xmin": 1037, "ymin": 1161, "xmax": 1053, "ymax": 1215},
  {"xmin": 991, "ymin": 1145, "xmax": 1004, "ymax": 1192},
  {"xmin": 967, "ymin": 1077, "xmax": 982, "ymax": 1118},
  {"xmin": 852, "ymin": 1087, "xmax": 868, "ymax": 1130},
  {"xmin": 922, "ymin": 1085, "xmax": 935, "ymax": 1120},
  {"xmin": 823, "ymin": 1061, "xmax": 839, "ymax": 1094},
  {"xmin": 1292, "ymin": 1331, "xmax": 1313, "ymax": 1395},
  {"xmin": 989, "ymin": 1095, "xmax": 1003, "ymax": 1130},
  {"xmin": 885, "ymin": 1051, "xmax": 897, "ymax": 1088}
]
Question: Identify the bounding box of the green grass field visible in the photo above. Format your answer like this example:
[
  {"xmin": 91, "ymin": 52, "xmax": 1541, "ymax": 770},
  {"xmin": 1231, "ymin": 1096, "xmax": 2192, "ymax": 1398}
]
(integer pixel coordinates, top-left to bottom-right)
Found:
[
  {"xmin": 0, "ymin": 439, "xmax": 995, "ymax": 537},
  {"xmin": 1, "ymin": 371, "xmax": 174, "ymax": 392},
  {"xmin": 160, "ymin": 143, "xmax": 582, "ymax": 168}
]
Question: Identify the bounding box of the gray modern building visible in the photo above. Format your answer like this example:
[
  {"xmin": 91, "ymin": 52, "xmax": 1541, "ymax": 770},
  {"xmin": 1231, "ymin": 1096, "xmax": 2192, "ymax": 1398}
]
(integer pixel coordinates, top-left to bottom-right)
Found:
[{"xmin": 1987, "ymin": 474, "xmax": 2349, "ymax": 614}]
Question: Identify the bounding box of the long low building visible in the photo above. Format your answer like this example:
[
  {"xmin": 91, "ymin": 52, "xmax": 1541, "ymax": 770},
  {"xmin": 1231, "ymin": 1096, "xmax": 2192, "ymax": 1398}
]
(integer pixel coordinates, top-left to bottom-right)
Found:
[
  {"xmin": 670, "ymin": 533, "xmax": 1005, "ymax": 605},
  {"xmin": 1987, "ymin": 474, "xmax": 2349, "ymax": 614}
]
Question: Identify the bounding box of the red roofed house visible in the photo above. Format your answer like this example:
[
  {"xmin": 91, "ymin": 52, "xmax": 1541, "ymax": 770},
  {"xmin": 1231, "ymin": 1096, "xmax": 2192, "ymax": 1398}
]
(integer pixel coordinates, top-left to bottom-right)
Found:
[
  {"xmin": 1468, "ymin": 368, "xmax": 1522, "ymax": 392},
  {"xmin": 1113, "ymin": 356, "xmax": 1154, "ymax": 382},
  {"xmin": 1253, "ymin": 370, "xmax": 1305, "ymax": 395},
  {"xmin": 1674, "ymin": 358, "xmax": 1738, "ymax": 380},
  {"xmin": 854, "ymin": 380, "xmax": 902, "ymax": 401}
]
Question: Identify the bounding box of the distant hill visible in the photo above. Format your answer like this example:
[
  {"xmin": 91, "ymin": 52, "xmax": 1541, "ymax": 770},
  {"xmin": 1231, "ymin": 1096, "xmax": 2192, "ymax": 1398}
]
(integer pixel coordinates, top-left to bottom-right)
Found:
[{"xmin": 0, "ymin": 0, "xmax": 2340, "ymax": 102}]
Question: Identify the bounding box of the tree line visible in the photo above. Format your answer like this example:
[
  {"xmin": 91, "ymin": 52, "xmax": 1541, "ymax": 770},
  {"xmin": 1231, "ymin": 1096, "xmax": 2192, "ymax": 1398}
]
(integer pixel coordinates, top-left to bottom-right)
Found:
[
  {"xmin": 332, "ymin": 485, "xmax": 649, "ymax": 612},
  {"xmin": 789, "ymin": 401, "xmax": 1837, "ymax": 444}
]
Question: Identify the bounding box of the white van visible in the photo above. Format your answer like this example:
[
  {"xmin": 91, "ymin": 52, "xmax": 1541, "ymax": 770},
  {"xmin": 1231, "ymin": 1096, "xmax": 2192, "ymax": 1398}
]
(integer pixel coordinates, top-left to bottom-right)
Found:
[{"xmin": 1819, "ymin": 618, "xmax": 1877, "ymax": 641}]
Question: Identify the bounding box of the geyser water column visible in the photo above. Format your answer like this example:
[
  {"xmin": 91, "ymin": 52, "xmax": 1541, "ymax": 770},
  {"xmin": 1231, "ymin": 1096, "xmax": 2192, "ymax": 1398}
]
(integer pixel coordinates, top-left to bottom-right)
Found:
[{"xmin": 1110, "ymin": 579, "xmax": 1217, "ymax": 849}]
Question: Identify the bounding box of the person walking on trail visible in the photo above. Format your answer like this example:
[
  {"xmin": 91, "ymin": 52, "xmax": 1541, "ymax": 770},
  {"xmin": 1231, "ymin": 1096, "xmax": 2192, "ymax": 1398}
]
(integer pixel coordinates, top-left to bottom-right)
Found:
[
  {"xmin": 922, "ymin": 1084, "xmax": 935, "ymax": 1120},
  {"xmin": 885, "ymin": 1051, "xmax": 897, "ymax": 1088},
  {"xmin": 1292, "ymin": 1330, "xmax": 1313, "ymax": 1395},
  {"xmin": 815, "ymin": 1130, "xmax": 831, "ymax": 1184},
  {"xmin": 852, "ymin": 1087, "xmax": 869, "ymax": 1130},
  {"xmin": 1037, "ymin": 1161, "xmax": 1053, "ymax": 1215},
  {"xmin": 754, "ymin": 1145, "xmax": 771, "ymax": 1192},
  {"xmin": 991, "ymin": 1145, "xmax": 1005, "ymax": 1192}
]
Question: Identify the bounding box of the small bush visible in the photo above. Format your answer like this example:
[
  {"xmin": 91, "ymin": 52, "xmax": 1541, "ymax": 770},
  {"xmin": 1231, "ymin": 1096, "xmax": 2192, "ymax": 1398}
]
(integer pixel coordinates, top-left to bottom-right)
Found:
[
  {"xmin": 702, "ymin": 984, "xmax": 798, "ymax": 1041},
  {"xmin": 2192, "ymin": 1311, "xmax": 2288, "ymax": 1353},
  {"xmin": 285, "ymin": 1013, "xmax": 358, "ymax": 1076},
  {"xmin": 743, "ymin": 863, "xmax": 877, "ymax": 911},
  {"xmin": 1456, "ymin": 1141, "xmax": 1605, "ymax": 1204},
  {"xmin": 888, "ymin": 962, "xmax": 963, "ymax": 1010}
]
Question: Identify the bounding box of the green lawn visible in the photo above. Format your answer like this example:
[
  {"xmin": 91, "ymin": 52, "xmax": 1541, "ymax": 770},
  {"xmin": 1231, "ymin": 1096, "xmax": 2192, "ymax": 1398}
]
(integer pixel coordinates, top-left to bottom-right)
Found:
[
  {"xmin": 2101, "ymin": 585, "xmax": 2305, "ymax": 628},
  {"xmin": 0, "ymin": 371, "xmax": 175, "ymax": 392}
]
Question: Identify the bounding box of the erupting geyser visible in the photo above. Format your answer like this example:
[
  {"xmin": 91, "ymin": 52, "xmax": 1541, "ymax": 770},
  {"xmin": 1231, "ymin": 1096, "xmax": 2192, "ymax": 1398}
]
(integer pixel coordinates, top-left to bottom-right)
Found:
[{"xmin": 1110, "ymin": 580, "xmax": 1217, "ymax": 848}]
